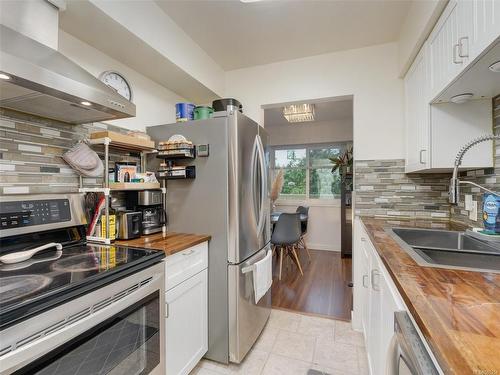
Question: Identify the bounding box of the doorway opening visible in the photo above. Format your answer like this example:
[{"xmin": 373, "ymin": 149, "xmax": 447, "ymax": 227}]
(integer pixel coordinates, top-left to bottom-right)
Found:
[{"xmin": 263, "ymin": 96, "xmax": 354, "ymax": 320}]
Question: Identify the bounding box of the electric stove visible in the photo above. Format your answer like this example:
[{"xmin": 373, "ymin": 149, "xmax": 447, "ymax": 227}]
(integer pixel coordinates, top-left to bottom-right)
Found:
[{"xmin": 0, "ymin": 194, "xmax": 166, "ymax": 375}]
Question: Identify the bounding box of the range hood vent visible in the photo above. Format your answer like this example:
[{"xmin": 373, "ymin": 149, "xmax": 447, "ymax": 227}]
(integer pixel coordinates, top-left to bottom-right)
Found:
[{"xmin": 0, "ymin": 25, "xmax": 136, "ymax": 124}]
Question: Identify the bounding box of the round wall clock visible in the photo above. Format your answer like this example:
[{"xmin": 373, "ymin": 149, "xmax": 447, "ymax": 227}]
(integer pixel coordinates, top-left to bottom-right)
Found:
[{"xmin": 99, "ymin": 71, "xmax": 133, "ymax": 102}]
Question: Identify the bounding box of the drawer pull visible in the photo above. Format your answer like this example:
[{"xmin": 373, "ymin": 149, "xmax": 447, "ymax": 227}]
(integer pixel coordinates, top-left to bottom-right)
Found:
[
  {"xmin": 182, "ymin": 249, "xmax": 195, "ymax": 256},
  {"xmin": 166, "ymin": 302, "xmax": 169, "ymax": 318}
]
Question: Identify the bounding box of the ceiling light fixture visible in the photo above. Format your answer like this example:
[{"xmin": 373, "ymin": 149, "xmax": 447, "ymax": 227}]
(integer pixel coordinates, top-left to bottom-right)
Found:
[
  {"xmin": 450, "ymin": 93, "xmax": 474, "ymax": 104},
  {"xmin": 488, "ymin": 60, "xmax": 500, "ymax": 73},
  {"xmin": 0, "ymin": 73, "xmax": 11, "ymax": 80},
  {"xmin": 283, "ymin": 104, "xmax": 315, "ymax": 123},
  {"xmin": 80, "ymin": 101, "xmax": 92, "ymax": 106}
]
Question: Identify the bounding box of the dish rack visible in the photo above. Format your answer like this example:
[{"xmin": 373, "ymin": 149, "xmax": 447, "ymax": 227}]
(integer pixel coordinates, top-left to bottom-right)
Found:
[{"xmin": 79, "ymin": 136, "xmax": 167, "ymax": 244}]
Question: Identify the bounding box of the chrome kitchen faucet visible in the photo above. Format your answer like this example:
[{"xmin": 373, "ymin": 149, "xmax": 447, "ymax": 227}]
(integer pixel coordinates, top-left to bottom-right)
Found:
[{"xmin": 449, "ymin": 134, "xmax": 500, "ymax": 204}]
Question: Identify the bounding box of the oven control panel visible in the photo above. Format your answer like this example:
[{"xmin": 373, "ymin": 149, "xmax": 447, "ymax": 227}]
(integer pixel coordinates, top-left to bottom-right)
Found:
[{"xmin": 0, "ymin": 199, "xmax": 71, "ymax": 229}]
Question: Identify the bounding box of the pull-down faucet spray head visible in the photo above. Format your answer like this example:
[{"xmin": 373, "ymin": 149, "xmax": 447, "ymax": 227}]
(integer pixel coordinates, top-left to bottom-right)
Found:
[{"xmin": 449, "ymin": 134, "xmax": 500, "ymax": 204}]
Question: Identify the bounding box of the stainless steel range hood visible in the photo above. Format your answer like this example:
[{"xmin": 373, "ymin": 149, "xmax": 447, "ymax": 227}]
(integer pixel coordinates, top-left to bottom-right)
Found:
[{"xmin": 0, "ymin": 24, "xmax": 136, "ymax": 124}]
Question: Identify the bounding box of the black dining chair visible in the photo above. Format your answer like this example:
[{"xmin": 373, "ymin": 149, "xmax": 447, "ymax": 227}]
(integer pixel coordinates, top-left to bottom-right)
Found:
[
  {"xmin": 296, "ymin": 206, "xmax": 311, "ymax": 260},
  {"xmin": 270, "ymin": 213, "xmax": 303, "ymax": 280}
]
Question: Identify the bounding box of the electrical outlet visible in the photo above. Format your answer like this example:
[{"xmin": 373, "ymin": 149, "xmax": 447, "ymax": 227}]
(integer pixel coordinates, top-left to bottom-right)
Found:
[
  {"xmin": 465, "ymin": 194, "xmax": 473, "ymax": 210},
  {"xmin": 469, "ymin": 200, "xmax": 478, "ymax": 221}
]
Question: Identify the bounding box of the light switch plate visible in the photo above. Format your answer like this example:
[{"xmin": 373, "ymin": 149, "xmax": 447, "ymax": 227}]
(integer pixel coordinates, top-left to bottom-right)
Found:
[
  {"xmin": 465, "ymin": 194, "xmax": 473, "ymax": 211},
  {"xmin": 469, "ymin": 200, "xmax": 478, "ymax": 221}
]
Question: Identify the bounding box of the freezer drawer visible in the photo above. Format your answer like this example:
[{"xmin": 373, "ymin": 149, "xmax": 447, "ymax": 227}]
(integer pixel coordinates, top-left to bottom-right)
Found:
[{"xmin": 228, "ymin": 246, "xmax": 272, "ymax": 363}]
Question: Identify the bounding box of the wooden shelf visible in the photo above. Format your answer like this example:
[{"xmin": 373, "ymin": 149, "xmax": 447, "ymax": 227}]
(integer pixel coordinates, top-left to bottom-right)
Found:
[
  {"xmin": 89, "ymin": 131, "xmax": 156, "ymax": 152},
  {"xmin": 109, "ymin": 182, "xmax": 160, "ymax": 190}
]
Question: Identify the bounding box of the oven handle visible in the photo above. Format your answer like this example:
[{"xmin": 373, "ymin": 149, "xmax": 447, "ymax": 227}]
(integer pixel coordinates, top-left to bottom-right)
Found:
[{"xmin": 0, "ymin": 264, "xmax": 164, "ymax": 374}]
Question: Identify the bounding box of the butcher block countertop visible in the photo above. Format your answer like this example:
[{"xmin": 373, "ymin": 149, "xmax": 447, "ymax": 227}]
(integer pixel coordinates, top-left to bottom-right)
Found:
[
  {"xmin": 360, "ymin": 217, "xmax": 500, "ymax": 375},
  {"xmin": 115, "ymin": 232, "xmax": 211, "ymax": 256}
]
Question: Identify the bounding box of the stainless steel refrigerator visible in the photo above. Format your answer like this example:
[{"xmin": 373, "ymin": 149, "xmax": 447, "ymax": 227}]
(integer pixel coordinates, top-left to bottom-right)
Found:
[{"xmin": 147, "ymin": 111, "xmax": 272, "ymax": 364}]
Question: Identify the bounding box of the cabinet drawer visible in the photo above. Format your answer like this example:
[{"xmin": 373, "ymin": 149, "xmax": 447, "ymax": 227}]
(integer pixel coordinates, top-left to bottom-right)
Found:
[{"xmin": 165, "ymin": 242, "xmax": 208, "ymax": 291}]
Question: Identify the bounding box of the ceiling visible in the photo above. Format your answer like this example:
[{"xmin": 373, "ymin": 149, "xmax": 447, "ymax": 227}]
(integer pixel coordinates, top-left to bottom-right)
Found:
[
  {"xmin": 264, "ymin": 99, "xmax": 353, "ymax": 127},
  {"xmin": 156, "ymin": 0, "xmax": 412, "ymax": 70}
]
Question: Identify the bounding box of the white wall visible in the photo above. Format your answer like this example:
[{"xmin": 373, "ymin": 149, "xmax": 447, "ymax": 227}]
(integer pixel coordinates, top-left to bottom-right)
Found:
[
  {"xmin": 267, "ymin": 119, "xmax": 353, "ymax": 146},
  {"xmin": 274, "ymin": 202, "xmax": 342, "ymax": 251},
  {"xmin": 225, "ymin": 42, "xmax": 405, "ymax": 161},
  {"xmin": 90, "ymin": 0, "xmax": 225, "ymax": 98},
  {"xmin": 59, "ymin": 31, "xmax": 185, "ymax": 131}
]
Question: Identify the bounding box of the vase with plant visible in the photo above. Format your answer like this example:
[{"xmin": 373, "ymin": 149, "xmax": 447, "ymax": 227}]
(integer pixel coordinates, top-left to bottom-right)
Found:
[{"xmin": 329, "ymin": 146, "xmax": 353, "ymax": 183}]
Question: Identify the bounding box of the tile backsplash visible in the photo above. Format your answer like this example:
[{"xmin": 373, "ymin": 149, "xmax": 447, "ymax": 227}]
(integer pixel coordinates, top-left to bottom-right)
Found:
[
  {"xmin": 0, "ymin": 109, "xmax": 139, "ymax": 195},
  {"xmin": 354, "ymin": 159, "xmax": 451, "ymax": 220}
]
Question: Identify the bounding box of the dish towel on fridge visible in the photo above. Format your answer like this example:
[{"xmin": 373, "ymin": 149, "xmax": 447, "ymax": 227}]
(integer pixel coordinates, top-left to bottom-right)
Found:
[{"xmin": 252, "ymin": 249, "xmax": 273, "ymax": 304}]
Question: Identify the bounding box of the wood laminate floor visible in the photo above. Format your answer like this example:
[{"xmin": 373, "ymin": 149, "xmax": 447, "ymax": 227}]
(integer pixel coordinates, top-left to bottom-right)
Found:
[{"xmin": 271, "ymin": 248, "xmax": 353, "ymax": 321}]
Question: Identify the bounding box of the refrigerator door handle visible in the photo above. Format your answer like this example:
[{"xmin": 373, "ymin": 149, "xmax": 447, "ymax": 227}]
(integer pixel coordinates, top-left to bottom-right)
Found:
[
  {"xmin": 250, "ymin": 135, "xmax": 260, "ymax": 229},
  {"xmin": 256, "ymin": 134, "xmax": 267, "ymax": 236}
]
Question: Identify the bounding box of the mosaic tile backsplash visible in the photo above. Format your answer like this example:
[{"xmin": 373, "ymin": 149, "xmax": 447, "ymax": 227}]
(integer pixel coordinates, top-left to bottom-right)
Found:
[
  {"xmin": 354, "ymin": 159, "xmax": 451, "ymax": 220},
  {"xmin": 0, "ymin": 109, "xmax": 140, "ymax": 195}
]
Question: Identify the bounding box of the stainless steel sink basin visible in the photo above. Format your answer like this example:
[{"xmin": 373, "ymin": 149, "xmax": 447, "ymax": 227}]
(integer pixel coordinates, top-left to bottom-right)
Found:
[{"xmin": 387, "ymin": 228, "xmax": 500, "ymax": 273}]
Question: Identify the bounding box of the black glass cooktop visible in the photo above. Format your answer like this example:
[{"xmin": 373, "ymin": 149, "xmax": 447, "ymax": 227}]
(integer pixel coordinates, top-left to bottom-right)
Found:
[{"xmin": 0, "ymin": 226, "xmax": 164, "ymax": 329}]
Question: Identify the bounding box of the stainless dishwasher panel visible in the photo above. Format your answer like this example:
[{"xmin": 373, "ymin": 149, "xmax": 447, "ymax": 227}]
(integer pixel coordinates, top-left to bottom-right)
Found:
[
  {"xmin": 228, "ymin": 245, "xmax": 272, "ymax": 363},
  {"xmin": 387, "ymin": 311, "xmax": 439, "ymax": 375}
]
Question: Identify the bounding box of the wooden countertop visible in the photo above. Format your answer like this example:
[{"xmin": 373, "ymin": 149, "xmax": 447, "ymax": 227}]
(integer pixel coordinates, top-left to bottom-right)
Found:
[
  {"xmin": 360, "ymin": 217, "xmax": 500, "ymax": 375},
  {"xmin": 115, "ymin": 232, "xmax": 211, "ymax": 256}
]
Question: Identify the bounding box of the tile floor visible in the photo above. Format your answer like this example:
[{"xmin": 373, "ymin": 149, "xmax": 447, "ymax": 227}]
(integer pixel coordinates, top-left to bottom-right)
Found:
[{"xmin": 190, "ymin": 309, "xmax": 369, "ymax": 375}]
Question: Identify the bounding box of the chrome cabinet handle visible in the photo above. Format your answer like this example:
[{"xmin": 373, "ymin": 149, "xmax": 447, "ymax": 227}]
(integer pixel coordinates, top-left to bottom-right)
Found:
[
  {"xmin": 182, "ymin": 249, "xmax": 195, "ymax": 256},
  {"xmin": 458, "ymin": 36, "xmax": 469, "ymax": 58},
  {"xmin": 361, "ymin": 237, "xmax": 366, "ymax": 242},
  {"xmin": 419, "ymin": 149, "xmax": 426, "ymax": 164},
  {"xmin": 362, "ymin": 274, "xmax": 369, "ymax": 288},
  {"xmin": 166, "ymin": 302, "xmax": 169, "ymax": 318},
  {"xmin": 371, "ymin": 269, "xmax": 381, "ymax": 291},
  {"xmin": 453, "ymin": 44, "xmax": 462, "ymax": 64}
]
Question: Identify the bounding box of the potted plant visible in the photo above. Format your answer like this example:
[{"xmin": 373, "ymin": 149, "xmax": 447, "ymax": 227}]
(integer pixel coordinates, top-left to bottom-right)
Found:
[{"xmin": 329, "ymin": 146, "xmax": 353, "ymax": 180}]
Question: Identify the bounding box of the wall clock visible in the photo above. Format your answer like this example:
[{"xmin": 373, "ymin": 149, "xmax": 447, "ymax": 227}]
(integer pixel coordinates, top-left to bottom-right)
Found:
[{"xmin": 99, "ymin": 71, "xmax": 133, "ymax": 102}]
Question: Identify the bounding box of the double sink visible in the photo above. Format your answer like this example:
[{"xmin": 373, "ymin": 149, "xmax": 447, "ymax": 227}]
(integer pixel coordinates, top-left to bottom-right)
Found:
[{"xmin": 387, "ymin": 227, "xmax": 500, "ymax": 273}]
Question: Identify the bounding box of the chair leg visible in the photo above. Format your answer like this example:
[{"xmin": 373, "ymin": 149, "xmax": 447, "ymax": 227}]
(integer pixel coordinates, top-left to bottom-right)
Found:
[
  {"xmin": 290, "ymin": 245, "xmax": 304, "ymax": 276},
  {"xmin": 279, "ymin": 246, "xmax": 284, "ymax": 280},
  {"xmin": 301, "ymin": 237, "xmax": 311, "ymax": 261}
]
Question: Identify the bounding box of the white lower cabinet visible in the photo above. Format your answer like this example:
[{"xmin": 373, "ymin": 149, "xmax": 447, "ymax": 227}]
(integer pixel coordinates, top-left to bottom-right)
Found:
[
  {"xmin": 165, "ymin": 243, "xmax": 209, "ymax": 375},
  {"xmin": 354, "ymin": 219, "xmax": 405, "ymax": 375}
]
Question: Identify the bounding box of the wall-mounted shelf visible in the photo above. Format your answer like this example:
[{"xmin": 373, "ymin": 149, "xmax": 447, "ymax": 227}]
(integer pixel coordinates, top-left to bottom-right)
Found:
[
  {"xmin": 157, "ymin": 146, "xmax": 196, "ymax": 160},
  {"xmin": 158, "ymin": 166, "xmax": 196, "ymax": 180}
]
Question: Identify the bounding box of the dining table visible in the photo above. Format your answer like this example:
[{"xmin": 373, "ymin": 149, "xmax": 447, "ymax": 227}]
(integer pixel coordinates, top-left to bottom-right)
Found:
[{"xmin": 270, "ymin": 212, "xmax": 308, "ymax": 224}]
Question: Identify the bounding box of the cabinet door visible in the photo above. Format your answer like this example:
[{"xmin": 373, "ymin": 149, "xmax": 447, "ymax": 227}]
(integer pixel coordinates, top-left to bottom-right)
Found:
[
  {"xmin": 360, "ymin": 237, "xmax": 371, "ymax": 340},
  {"xmin": 367, "ymin": 254, "xmax": 383, "ymax": 375},
  {"xmin": 166, "ymin": 269, "xmax": 208, "ymax": 375},
  {"xmin": 429, "ymin": 0, "xmax": 463, "ymax": 99},
  {"xmin": 404, "ymin": 44, "xmax": 430, "ymax": 172},
  {"xmin": 470, "ymin": 0, "xmax": 500, "ymax": 56}
]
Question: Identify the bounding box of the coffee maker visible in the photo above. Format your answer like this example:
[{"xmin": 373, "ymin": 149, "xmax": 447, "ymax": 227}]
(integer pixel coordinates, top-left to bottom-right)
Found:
[{"xmin": 126, "ymin": 190, "xmax": 165, "ymax": 235}]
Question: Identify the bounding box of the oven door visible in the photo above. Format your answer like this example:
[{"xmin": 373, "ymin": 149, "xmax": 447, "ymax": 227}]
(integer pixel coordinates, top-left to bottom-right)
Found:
[{"xmin": 0, "ymin": 263, "xmax": 165, "ymax": 375}]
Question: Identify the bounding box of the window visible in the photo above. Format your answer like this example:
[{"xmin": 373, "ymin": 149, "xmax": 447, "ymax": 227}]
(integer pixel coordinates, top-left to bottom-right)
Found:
[{"xmin": 271, "ymin": 143, "xmax": 349, "ymax": 201}]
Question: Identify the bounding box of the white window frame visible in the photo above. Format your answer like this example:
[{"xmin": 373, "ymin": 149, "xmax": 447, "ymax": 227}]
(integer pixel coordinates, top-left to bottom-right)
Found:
[{"xmin": 270, "ymin": 142, "xmax": 350, "ymax": 206}]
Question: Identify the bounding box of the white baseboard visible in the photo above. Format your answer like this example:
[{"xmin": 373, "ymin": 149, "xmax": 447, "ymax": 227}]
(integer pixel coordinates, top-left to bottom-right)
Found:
[{"xmin": 306, "ymin": 243, "xmax": 341, "ymax": 252}]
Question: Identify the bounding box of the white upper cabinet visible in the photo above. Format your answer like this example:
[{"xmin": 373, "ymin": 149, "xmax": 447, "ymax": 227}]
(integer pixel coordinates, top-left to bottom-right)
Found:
[
  {"xmin": 470, "ymin": 0, "xmax": 500, "ymax": 56},
  {"xmin": 429, "ymin": 0, "xmax": 463, "ymax": 99},
  {"xmin": 404, "ymin": 0, "xmax": 498, "ymax": 173},
  {"xmin": 429, "ymin": 0, "xmax": 500, "ymax": 101},
  {"xmin": 405, "ymin": 44, "xmax": 431, "ymax": 172}
]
